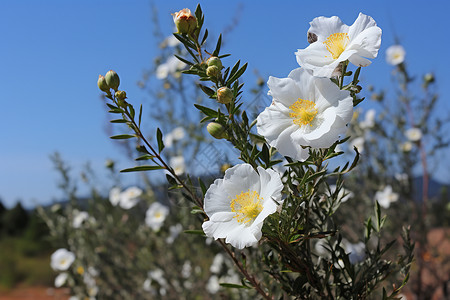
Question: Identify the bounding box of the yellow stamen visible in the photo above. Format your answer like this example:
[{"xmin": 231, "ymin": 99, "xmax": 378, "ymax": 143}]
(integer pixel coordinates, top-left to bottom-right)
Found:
[
  {"xmin": 323, "ymin": 33, "xmax": 349, "ymax": 59},
  {"xmin": 77, "ymin": 266, "xmax": 85, "ymax": 275},
  {"xmin": 289, "ymin": 99, "xmax": 318, "ymax": 126},
  {"xmin": 230, "ymin": 190, "xmax": 263, "ymax": 224}
]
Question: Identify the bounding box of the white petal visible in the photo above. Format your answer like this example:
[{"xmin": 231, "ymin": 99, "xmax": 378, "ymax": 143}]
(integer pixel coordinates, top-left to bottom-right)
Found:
[
  {"xmin": 224, "ymin": 225, "xmax": 259, "ymax": 249},
  {"xmin": 267, "ymin": 76, "xmax": 301, "ymax": 105},
  {"xmin": 256, "ymin": 103, "xmax": 292, "ymax": 142},
  {"xmin": 348, "ymin": 13, "xmax": 378, "ymax": 41},
  {"xmin": 348, "ymin": 26, "xmax": 382, "ymax": 59},
  {"xmin": 308, "ymin": 16, "xmax": 349, "ymax": 41}
]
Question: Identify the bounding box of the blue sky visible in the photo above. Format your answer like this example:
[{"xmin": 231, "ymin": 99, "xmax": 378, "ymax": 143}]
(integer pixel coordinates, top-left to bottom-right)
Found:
[{"xmin": 1, "ymin": 0, "xmax": 449, "ymax": 208}]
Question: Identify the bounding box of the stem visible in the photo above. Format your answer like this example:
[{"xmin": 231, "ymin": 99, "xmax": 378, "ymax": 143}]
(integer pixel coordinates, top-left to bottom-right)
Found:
[{"xmin": 218, "ymin": 240, "xmax": 272, "ymax": 300}]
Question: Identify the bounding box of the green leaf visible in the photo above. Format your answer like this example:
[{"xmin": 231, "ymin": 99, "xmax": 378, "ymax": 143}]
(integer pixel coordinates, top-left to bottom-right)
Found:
[
  {"xmin": 174, "ymin": 54, "xmax": 193, "ymax": 66},
  {"xmin": 138, "ymin": 104, "xmax": 143, "ymax": 127},
  {"xmin": 110, "ymin": 134, "xmax": 136, "ymax": 140},
  {"xmin": 190, "ymin": 206, "xmax": 204, "ymax": 215},
  {"xmin": 212, "ymin": 34, "xmax": 222, "ymax": 57},
  {"xmin": 135, "ymin": 155, "xmax": 155, "ymax": 161},
  {"xmin": 110, "ymin": 119, "xmax": 128, "ymax": 123},
  {"xmin": 120, "ymin": 165, "xmax": 165, "ymax": 173},
  {"xmin": 226, "ymin": 62, "xmax": 247, "ymax": 86},
  {"xmin": 375, "ymin": 200, "xmax": 381, "ymax": 232},
  {"xmin": 201, "ymin": 28, "xmax": 209, "ymax": 45},
  {"xmin": 183, "ymin": 230, "xmax": 205, "ymax": 235},
  {"xmin": 156, "ymin": 128, "xmax": 164, "ymax": 153},
  {"xmin": 219, "ymin": 283, "xmax": 251, "ymax": 289},
  {"xmin": 108, "ymin": 108, "xmax": 123, "ymax": 114},
  {"xmin": 228, "ymin": 60, "xmax": 240, "ymax": 81},
  {"xmin": 198, "ymin": 84, "xmax": 215, "ymax": 97},
  {"xmin": 194, "ymin": 104, "xmax": 218, "ymax": 117},
  {"xmin": 128, "ymin": 104, "xmax": 135, "ymax": 119}
]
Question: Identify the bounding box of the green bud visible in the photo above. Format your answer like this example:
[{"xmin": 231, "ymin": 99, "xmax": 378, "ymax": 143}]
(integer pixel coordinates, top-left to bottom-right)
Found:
[
  {"xmin": 97, "ymin": 75, "xmax": 110, "ymax": 93},
  {"xmin": 207, "ymin": 122, "xmax": 227, "ymax": 139},
  {"xmin": 115, "ymin": 90, "xmax": 127, "ymax": 102},
  {"xmin": 173, "ymin": 8, "xmax": 197, "ymax": 35},
  {"xmin": 206, "ymin": 65, "xmax": 220, "ymax": 78},
  {"xmin": 217, "ymin": 87, "xmax": 233, "ymax": 104},
  {"xmin": 105, "ymin": 70, "xmax": 120, "ymax": 91},
  {"xmin": 207, "ymin": 57, "xmax": 222, "ymax": 69}
]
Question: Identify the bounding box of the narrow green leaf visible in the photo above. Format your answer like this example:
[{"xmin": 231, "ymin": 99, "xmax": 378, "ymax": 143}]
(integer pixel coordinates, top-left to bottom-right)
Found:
[
  {"xmin": 226, "ymin": 63, "xmax": 247, "ymax": 85},
  {"xmin": 110, "ymin": 134, "xmax": 136, "ymax": 140},
  {"xmin": 194, "ymin": 104, "xmax": 218, "ymax": 117},
  {"xmin": 138, "ymin": 104, "xmax": 143, "ymax": 127},
  {"xmin": 135, "ymin": 154, "xmax": 155, "ymax": 161},
  {"xmin": 108, "ymin": 109, "xmax": 123, "ymax": 114},
  {"xmin": 174, "ymin": 54, "xmax": 194, "ymax": 66},
  {"xmin": 219, "ymin": 283, "xmax": 251, "ymax": 289},
  {"xmin": 110, "ymin": 119, "xmax": 128, "ymax": 123},
  {"xmin": 156, "ymin": 128, "xmax": 164, "ymax": 153},
  {"xmin": 120, "ymin": 165, "xmax": 164, "ymax": 173},
  {"xmin": 198, "ymin": 84, "xmax": 215, "ymax": 97},
  {"xmin": 201, "ymin": 28, "xmax": 208, "ymax": 45},
  {"xmin": 212, "ymin": 34, "xmax": 222, "ymax": 56},
  {"xmin": 228, "ymin": 60, "xmax": 241, "ymax": 81}
]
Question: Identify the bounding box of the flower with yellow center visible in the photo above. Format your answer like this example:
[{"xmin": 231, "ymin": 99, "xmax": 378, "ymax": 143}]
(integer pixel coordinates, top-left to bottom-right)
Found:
[
  {"xmin": 145, "ymin": 202, "xmax": 170, "ymax": 231},
  {"xmin": 50, "ymin": 248, "xmax": 75, "ymax": 271},
  {"xmin": 257, "ymin": 68, "xmax": 353, "ymax": 161},
  {"xmin": 202, "ymin": 164, "xmax": 283, "ymax": 249},
  {"xmin": 386, "ymin": 44, "xmax": 405, "ymax": 66},
  {"xmin": 296, "ymin": 13, "xmax": 382, "ymax": 78}
]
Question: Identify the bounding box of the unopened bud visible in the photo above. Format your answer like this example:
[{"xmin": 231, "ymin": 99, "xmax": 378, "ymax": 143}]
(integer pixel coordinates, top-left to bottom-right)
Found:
[
  {"xmin": 307, "ymin": 32, "xmax": 318, "ymax": 44},
  {"xmin": 105, "ymin": 70, "xmax": 120, "ymax": 91},
  {"xmin": 217, "ymin": 87, "xmax": 233, "ymax": 104},
  {"xmin": 423, "ymin": 73, "xmax": 435, "ymax": 87},
  {"xmin": 173, "ymin": 8, "xmax": 197, "ymax": 35},
  {"xmin": 207, "ymin": 122, "xmax": 227, "ymax": 139},
  {"xmin": 207, "ymin": 57, "xmax": 222, "ymax": 69},
  {"xmin": 206, "ymin": 65, "xmax": 220, "ymax": 78},
  {"xmin": 115, "ymin": 90, "xmax": 127, "ymax": 102},
  {"xmin": 97, "ymin": 75, "xmax": 110, "ymax": 93}
]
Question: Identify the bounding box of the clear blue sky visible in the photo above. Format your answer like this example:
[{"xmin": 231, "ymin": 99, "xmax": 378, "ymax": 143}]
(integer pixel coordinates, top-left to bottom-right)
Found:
[{"xmin": 1, "ymin": 0, "xmax": 449, "ymax": 208}]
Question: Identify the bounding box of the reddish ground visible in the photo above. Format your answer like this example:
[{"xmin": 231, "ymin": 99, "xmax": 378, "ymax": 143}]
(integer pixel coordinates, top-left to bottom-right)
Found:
[{"xmin": 0, "ymin": 286, "xmax": 69, "ymax": 300}]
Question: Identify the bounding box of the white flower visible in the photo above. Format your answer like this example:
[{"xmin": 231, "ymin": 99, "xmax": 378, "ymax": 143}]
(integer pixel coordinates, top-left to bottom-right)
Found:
[
  {"xmin": 170, "ymin": 155, "xmax": 185, "ymax": 175},
  {"xmin": 395, "ymin": 173, "xmax": 409, "ymax": 184},
  {"xmin": 405, "ymin": 128, "xmax": 422, "ymax": 142},
  {"xmin": 327, "ymin": 185, "xmax": 353, "ymax": 203},
  {"xmin": 72, "ymin": 211, "xmax": 89, "ymax": 228},
  {"xmin": 156, "ymin": 56, "xmax": 186, "ymax": 79},
  {"xmin": 314, "ymin": 238, "xmax": 331, "ymax": 257},
  {"xmin": 386, "ymin": 45, "xmax": 406, "ymax": 65},
  {"xmin": 181, "ymin": 261, "xmax": 192, "ymax": 279},
  {"xmin": 296, "ymin": 13, "xmax": 382, "ymax": 78},
  {"xmin": 400, "ymin": 141, "xmax": 413, "ymax": 152},
  {"xmin": 343, "ymin": 240, "xmax": 365, "ymax": 263},
  {"xmin": 161, "ymin": 35, "xmax": 181, "ymax": 48},
  {"xmin": 210, "ymin": 253, "xmax": 225, "ymax": 274},
  {"xmin": 359, "ymin": 109, "xmax": 376, "ymax": 129},
  {"xmin": 54, "ymin": 272, "xmax": 68, "ymax": 288},
  {"xmin": 349, "ymin": 137, "xmax": 365, "ymax": 153},
  {"xmin": 51, "ymin": 248, "xmax": 75, "ymax": 271},
  {"xmin": 145, "ymin": 202, "xmax": 169, "ymax": 231},
  {"xmin": 163, "ymin": 127, "xmax": 186, "ymax": 147},
  {"xmin": 374, "ymin": 185, "xmax": 399, "ymax": 208},
  {"xmin": 149, "ymin": 269, "xmax": 167, "ymax": 287},
  {"xmin": 109, "ymin": 187, "xmax": 121, "ymax": 206},
  {"xmin": 166, "ymin": 223, "xmax": 183, "ymax": 244},
  {"xmin": 202, "ymin": 163, "xmax": 283, "ymax": 249},
  {"xmin": 119, "ymin": 186, "xmax": 143, "ymax": 209},
  {"xmin": 257, "ymin": 68, "xmax": 353, "ymax": 161},
  {"xmin": 206, "ymin": 275, "xmax": 220, "ymax": 294}
]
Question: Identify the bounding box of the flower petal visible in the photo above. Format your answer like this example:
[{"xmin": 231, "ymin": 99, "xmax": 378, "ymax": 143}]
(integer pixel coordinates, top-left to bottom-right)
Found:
[{"xmin": 308, "ymin": 16, "xmax": 349, "ymax": 41}]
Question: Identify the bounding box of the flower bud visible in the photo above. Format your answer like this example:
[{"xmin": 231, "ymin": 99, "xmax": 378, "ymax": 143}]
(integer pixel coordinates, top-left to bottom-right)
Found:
[
  {"xmin": 207, "ymin": 57, "xmax": 222, "ymax": 69},
  {"xmin": 207, "ymin": 122, "xmax": 227, "ymax": 139},
  {"xmin": 97, "ymin": 75, "xmax": 110, "ymax": 93},
  {"xmin": 217, "ymin": 87, "xmax": 233, "ymax": 104},
  {"xmin": 105, "ymin": 70, "xmax": 120, "ymax": 91},
  {"xmin": 423, "ymin": 73, "xmax": 435, "ymax": 89},
  {"xmin": 173, "ymin": 8, "xmax": 197, "ymax": 35},
  {"xmin": 206, "ymin": 65, "xmax": 220, "ymax": 78},
  {"xmin": 115, "ymin": 90, "xmax": 127, "ymax": 102}
]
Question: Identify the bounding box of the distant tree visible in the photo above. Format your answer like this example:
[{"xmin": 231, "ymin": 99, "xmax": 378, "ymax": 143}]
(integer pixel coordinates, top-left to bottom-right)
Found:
[
  {"xmin": 0, "ymin": 198, "xmax": 5, "ymax": 235},
  {"xmin": 2, "ymin": 202, "xmax": 29, "ymax": 236}
]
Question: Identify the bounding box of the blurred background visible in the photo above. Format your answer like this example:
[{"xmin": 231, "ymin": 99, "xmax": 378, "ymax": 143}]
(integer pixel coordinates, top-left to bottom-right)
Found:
[{"xmin": 0, "ymin": 0, "xmax": 449, "ymax": 299}]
